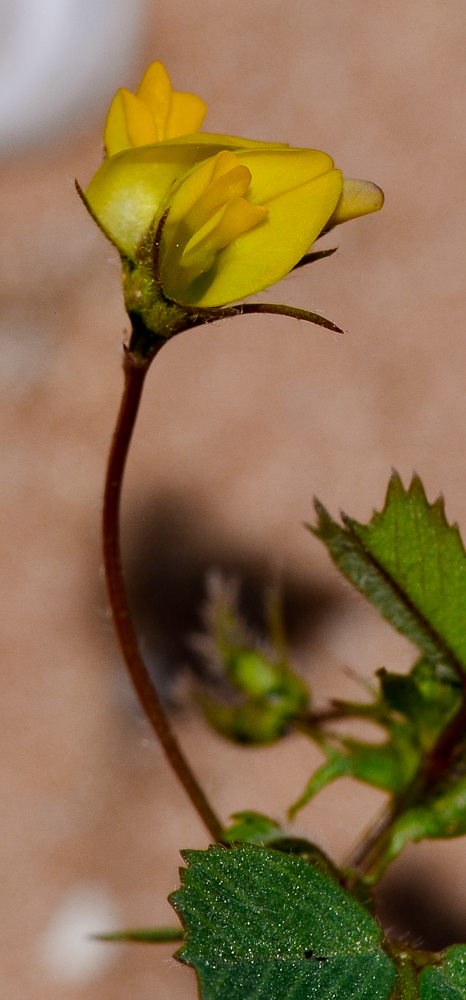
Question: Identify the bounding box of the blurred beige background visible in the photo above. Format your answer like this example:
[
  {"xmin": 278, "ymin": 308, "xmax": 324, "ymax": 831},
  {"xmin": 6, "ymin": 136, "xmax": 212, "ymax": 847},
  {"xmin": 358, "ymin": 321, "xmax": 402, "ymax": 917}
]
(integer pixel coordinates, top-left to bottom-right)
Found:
[{"xmin": 2, "ymin": 0, "xmax": 466, "ymax": 996}]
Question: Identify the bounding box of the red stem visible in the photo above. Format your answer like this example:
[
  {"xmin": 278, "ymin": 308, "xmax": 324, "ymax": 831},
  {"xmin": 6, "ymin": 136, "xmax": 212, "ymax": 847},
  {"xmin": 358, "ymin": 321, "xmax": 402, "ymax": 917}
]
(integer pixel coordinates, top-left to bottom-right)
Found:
[{"xmin": 103, "ymin": 345, "xmax": 224, "ymax": 843}]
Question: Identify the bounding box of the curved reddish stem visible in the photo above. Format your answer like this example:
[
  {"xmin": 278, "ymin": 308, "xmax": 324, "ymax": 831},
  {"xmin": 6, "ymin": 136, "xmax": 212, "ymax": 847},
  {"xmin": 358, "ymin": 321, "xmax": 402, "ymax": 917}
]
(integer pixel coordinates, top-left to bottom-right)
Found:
[{"xmin": 103, "ymin": 344, "xmax": 224, "ymax": 843}]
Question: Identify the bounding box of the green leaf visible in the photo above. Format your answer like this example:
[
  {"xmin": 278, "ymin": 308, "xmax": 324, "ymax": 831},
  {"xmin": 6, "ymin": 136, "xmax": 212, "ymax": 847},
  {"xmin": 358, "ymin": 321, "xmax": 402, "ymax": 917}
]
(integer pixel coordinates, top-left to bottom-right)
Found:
[
  {"xmin": 93, "ymin": 927, "xmax": 184, "ymax": 943},
  {"xmin": 368, "ymin": 769, "xmax": 466, "ymax": 881},
  {"xmin": 420, "ymin": 947, "xmax": 466, "ymax": 1000},
  {"xmin": 379, "ymin": 659, "xmax": 461, "ymax": 752},
  {"xmin": 290, "ymin": 652, "xmax": 462, "ymax": 819},
  {"xmin": 170, "ymin": 844, "xmax": 396, "ymax": 1000},
  {"xmin": 223, "ymin": 811, "xmax": 284, "ymax": 845},
  {"xmin": 266, "ymin": 837, "xmax": 343, "ymax": 884},
  {"xmin": 312, "ymin": 473, "xmax": 466, "ymax": 673},
  {"xmin": 290, "ymin": 728, "xmax": 421, "ymax": 817}
]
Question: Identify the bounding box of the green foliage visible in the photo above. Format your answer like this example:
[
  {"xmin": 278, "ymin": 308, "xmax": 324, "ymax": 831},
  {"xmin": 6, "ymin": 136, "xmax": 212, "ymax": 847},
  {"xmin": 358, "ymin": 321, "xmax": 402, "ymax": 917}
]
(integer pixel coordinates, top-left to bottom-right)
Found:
[
  {"xmin": 170, "ymin": 845, "xmax": 396, "ymax": 1000},
  {"xmin": 378, "ymin": 658, "xmax": 461, "ymax": 753},
  {"xmin": 300, "ymin": 472, "xmax": 466, "ymax": 876},
  {"xmin": 312, "ymin": 472, "xmax": 466, "ymax": 672},
  {"xmin": 223, "ymin": 813, "xmax": 351, "ymax": 888},
  {"xmin": 181, "ymin": 472, "xmax": 466, "ymax": 988},
  {"xmin": 367, "ymin": 765, "xmax": 466, "ymax": 881},
  {"xmin": 420, "ymin": 947, "xmax": 466, "ymax": 1000},
  {"xmin": 290, "ymin": 655, "xmax": 462, "ymax": 816},
  {"xmin": 222, "ymin": 810, "xmax": 284, "ymax": 845},
  {"xmin": 196, "ymin": 474, "xmax": 466, "ymax": 878}
]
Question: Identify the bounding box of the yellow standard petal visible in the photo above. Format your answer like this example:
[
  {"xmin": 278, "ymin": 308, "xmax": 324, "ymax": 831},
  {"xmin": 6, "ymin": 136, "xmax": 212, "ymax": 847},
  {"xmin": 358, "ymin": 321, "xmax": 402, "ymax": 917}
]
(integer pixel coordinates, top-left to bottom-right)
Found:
[
  {"xmin": 104, "ymin": 61, "xmax": 207, "ymax": 157},
  {"xmin": 135, "ymin": 61, "xmax": 172, "ymax": 140},
  {"xmin": 165, "ymin": 91, "xmax": 207, "ymax": 141},
  {"xmin": 121, "ymin": 90, "xmax": 158, "ymax": 147}
]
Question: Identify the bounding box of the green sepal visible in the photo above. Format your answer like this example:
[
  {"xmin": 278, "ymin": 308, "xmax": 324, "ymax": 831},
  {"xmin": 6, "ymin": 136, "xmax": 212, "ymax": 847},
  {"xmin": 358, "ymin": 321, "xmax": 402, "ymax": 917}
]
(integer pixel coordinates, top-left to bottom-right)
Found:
[{"xmin": 201, "ymin": 685, "xmax": 307, "ymax": 746}]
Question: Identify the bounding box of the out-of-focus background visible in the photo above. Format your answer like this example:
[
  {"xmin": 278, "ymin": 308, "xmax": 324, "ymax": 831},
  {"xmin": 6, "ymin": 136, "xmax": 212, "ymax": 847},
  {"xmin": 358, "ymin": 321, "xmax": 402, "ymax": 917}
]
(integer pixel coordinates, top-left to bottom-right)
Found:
[{"xmin": 2, "ymin": 0, "xmax": 466, "ymax": 996}]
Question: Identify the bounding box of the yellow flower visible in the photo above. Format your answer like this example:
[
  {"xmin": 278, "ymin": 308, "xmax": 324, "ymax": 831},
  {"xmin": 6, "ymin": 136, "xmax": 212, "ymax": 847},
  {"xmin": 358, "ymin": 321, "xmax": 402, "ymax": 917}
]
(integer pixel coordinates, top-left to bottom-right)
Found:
[
  {"xmin": 104, "ymin": 61, "xmax": 207, "ymax": 156},
  {"xmin": 82, "ymin": 60, "xmax": 384, "ymax": 337}
]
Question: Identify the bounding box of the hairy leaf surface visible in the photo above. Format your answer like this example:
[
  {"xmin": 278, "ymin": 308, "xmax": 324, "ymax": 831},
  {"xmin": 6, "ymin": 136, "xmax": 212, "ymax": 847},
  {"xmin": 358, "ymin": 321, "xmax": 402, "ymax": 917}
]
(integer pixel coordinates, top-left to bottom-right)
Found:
[
  {"xmin": 420, "ymin": 947, "xmax": 466, "ymax": 1000},
  {"xmin": 312, "ymin": 473, "xmax": 466, "ymax": 672},
  {"xmin": 170, "ymin": 845, "xmax": 396, "ymax": 1000}
]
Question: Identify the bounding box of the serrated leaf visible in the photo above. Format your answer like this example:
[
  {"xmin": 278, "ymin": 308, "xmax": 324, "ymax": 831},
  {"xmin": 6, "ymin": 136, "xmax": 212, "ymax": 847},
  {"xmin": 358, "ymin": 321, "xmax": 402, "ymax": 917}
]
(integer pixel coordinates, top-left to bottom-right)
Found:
[
  {"xmin": 312, "ymin": 473, "xmax": 466, "ymax": 673},
  {"xmin": 267, "ymin": 837, "xmax": 343, "ymax": 885},
  {"xmin": 420, "ymin": 946, "xmax": 466, "ymax": 1000},
  {"xmin": 170, "ymin": 844, "xmax": 396, "ymax": 1000}
]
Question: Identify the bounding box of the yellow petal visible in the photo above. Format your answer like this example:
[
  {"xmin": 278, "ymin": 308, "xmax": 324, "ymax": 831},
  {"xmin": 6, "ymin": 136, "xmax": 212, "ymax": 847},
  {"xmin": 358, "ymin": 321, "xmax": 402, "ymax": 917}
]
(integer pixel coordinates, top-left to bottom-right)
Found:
[
  {"xmin": 86, "ymin": 135, "xmax": 290, "ymax": 256},
  {"xmin": 175, "ymin": 199, "xmax": 268, "ymax": 290},
  {"xmin": 324, "ymin": 178, "xmax": 384, "ymax": 230},
  {"xmin": 165, "ymin": 91, "xmax": 207, "ymax": 139},
  {"xmin": 104, "ymin": 89, "xmax": 132, "ymax": 157},
  {"xmin": 164, "ymin": 150, "xmax": 246, "ymax": 234},
  {"xmin": 121, "ymin": 90, "xmax": 158, "ymax": 147},
  {"xmin": 241, "ymin": 149, "xmax": 336, "ymax": 204},
  {"xmin": 163, "ymin": 155, "xmax": 220, "ymax": 231},
  {"xmin": 184, "ymin": 164, "xmax": 253, "ymax": 234},
  {"xmin": 211, "ymin": 150, "xmax": 242, "ymax": 180},
  {"xmin": 181, "ymin": 167, "xmax": 343, "ymax": 306},
  {"xmin": 136, "ymin": 61, "xmax": 172, "ymax": 141}
]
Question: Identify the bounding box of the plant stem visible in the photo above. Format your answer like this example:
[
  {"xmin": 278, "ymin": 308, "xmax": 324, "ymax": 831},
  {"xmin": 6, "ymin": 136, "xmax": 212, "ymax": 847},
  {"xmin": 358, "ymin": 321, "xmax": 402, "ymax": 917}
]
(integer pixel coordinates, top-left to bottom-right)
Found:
[
  {"xmin": 345, "ymin": 690, "xmax": 466, "ymax": 879},
  {"xmin": 343, "ymin": 803, "xmax": 395, "ymax": 873},
  {"xmin": 103, "ymin": 344, "xmax": 224, "ymax": 843}
]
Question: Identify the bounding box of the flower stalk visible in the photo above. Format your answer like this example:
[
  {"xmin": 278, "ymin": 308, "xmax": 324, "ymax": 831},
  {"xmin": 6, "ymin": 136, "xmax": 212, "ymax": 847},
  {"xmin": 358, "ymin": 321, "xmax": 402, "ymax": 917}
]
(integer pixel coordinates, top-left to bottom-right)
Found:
[{"xmin": 103, "ymin": 340, "xmax": 224, "ymax": 843}]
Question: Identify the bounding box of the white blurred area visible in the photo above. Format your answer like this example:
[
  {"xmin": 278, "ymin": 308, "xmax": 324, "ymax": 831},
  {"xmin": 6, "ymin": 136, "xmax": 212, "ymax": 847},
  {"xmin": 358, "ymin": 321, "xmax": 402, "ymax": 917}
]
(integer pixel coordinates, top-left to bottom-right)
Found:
[
  {"xmin": 0, "ymin": 0, "xmax": 144, "ymax": 150},
  {"xmin": 40, "ymin": 884, "xmax": 120, "ymax": 985}
]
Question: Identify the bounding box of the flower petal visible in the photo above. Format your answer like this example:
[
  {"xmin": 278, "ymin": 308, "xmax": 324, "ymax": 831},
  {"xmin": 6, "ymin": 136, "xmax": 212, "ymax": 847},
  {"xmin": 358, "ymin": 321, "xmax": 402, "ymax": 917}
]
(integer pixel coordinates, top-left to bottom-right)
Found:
[
  {"xmin": 178, "ymin": 166, "xmax": 343, "ymax": 306},
  {"xmin": 121, "ymin": 90, "xmax": 157, "ymax": 147},
  {"xmin": 324, "ymin": 178, "xmax": 384, "ymax": 230},
  {"xmin": 136, "ymin": 61, "xmax": 172, "ymax": 140},
  {"xmin": 85, "ymin": 135, "xmax": 288, "ymax": 256},
  {"xmin": 165, "ymin": 92, "xmax": 207, "ymax": 140},
  {"xmin": 241, "ymin": 149, "xmax": 336, "ymax": 204},
  {"xmin": 104, "ymin": 89, "xmax": 131, "ymax": 157}
]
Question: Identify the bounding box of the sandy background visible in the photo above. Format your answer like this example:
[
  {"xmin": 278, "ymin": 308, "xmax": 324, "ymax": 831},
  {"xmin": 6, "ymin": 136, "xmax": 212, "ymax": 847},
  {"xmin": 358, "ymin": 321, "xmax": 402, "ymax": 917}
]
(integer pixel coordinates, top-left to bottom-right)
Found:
[{"xmin": 2, "ymin": 0, "xmax": 466, "ymax": 996}]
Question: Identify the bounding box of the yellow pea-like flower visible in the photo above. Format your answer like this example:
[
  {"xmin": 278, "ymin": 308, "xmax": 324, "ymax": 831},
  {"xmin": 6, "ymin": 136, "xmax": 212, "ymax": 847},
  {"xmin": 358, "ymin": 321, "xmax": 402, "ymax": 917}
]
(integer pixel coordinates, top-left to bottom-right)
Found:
[{"xmin": 82, "ymin": 60, "xmax": 384, "ymax": 330}]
